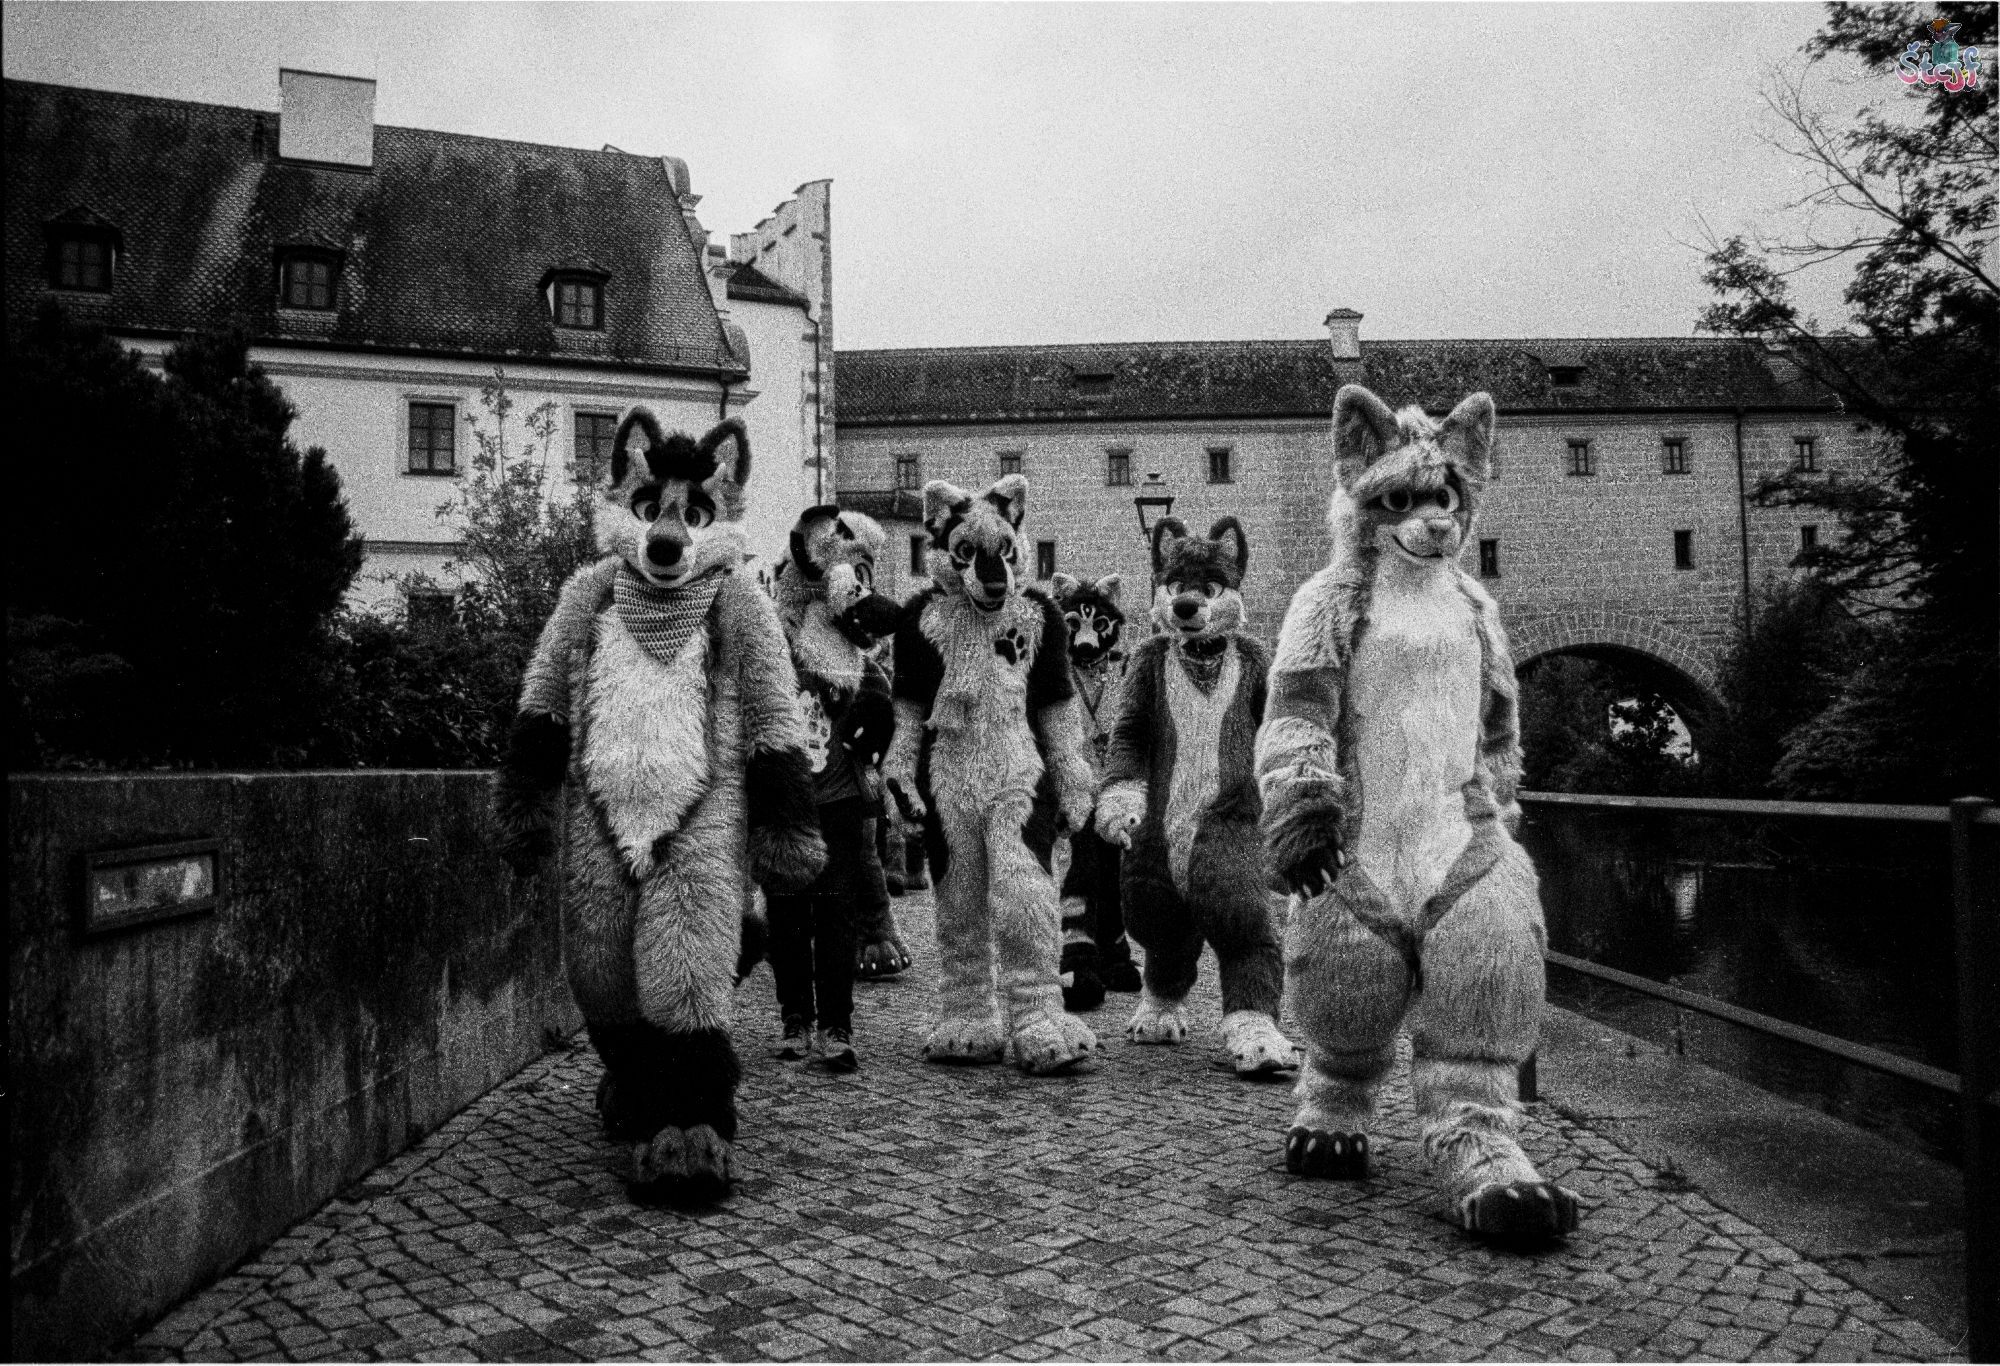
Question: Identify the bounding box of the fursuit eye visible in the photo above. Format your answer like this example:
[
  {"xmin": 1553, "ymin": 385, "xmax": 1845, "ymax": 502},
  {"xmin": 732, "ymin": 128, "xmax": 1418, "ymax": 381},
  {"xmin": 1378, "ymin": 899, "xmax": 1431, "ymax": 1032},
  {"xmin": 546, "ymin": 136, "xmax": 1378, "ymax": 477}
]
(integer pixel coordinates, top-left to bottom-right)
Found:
[
  {"xmin": 854, "ymin": 562, "xmax": 874, "ymax": 588},
  {"xmin": 1001, "ymin": 541, "xmax": 1019, "ymax": 564},
  {"xmin": 951, "ymin": 543, "xmax": 976, "ymax": 568},
  {"xmin": 1380, "ymin": 489, "xmax": 1413, "ymax": 515},
  {"xmin": 1202, "ymin": 583, "xmax": 1223, "ymax": 600},
  {"xmin": 1094, "ymin": 615, "xmax": 1114, "ymax": 634},
  {"xmin": 1434, "ymin": 485, "xmax": 1461, "ymax": 513},
  {"xmin": 1065, "ymin": 611, "xmax": 1081, "ymax": 628},
  {"xmin": 632, "ymin": 493, "xmax": 662, "ymax": 522},
  {"xmin": 683, "ymin": 504, "xmax": 715, "ymax": 530}
]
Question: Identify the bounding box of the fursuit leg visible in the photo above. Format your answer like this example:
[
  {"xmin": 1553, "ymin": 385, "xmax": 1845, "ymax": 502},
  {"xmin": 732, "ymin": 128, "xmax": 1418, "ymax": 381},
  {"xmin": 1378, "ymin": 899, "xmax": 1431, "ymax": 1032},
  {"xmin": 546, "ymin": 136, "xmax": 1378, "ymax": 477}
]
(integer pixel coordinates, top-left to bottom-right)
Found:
[
  {"xmin": 989, "ymin": 794, "xmax": 1098, "ymax": 1073},
  {"xmin": 1205, "ymin": 880, "xmax": 1299, "ymax": 1077},
  {"xmin": 924, "ymin": 801, "xmax": 1006, "ymax": 1063},
  {"xmin": 1122, "ymin": 864, "xmax": 1197, "ymax": 1044},
  {"xmin": 1057, "ymin": 831, "xmax": 1106, "ymax": 1012},
  {"xmin": 1283, "ymin": 885, "xmax": 1411, "ymax": 1179},
  {"xmin": 1411, "ymin": 842, "xmax": 1577, "ymax": 1241}
]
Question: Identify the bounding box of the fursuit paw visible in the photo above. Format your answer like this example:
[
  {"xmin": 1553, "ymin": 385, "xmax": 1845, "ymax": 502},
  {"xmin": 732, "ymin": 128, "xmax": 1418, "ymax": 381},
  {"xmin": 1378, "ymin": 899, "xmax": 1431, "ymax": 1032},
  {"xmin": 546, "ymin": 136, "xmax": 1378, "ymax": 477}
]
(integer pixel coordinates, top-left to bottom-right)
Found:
[
  {"xmin": 1093, "ymin": 783, "xmax": 1145, "ymax": 850},
  {"xmin": 749, "ymin": 822, "xmax": 827, "ymax": 895},
  {"xmin": 1010, "ymin": 1011, "xmax": 1098, "ymax": 1075},
  {"xmin": 1285, "ymin": 1126, "xmax": 1371, "ymax": 1180},
  {"xmin": 1454, "ymin": 1180, "xmax": 1579, "ymax": 1244},
  {"xmin": 855, "ymin": 934, "xmax": 912, "ymax": 979},
  {"xmin": 923, "ymin": 1013, "xmax": 1007, "ymax": 1065},
  {"xmin": 1261, "ymin": 772, "xmax": 1349, "ymax": 898},
  {"xmin": 1101, "ymin": 946, "xmax": 1143, "ymax": 993},
  {"xmin": 497, "ymin": 825, "xmax": 554, "ymax": 879},
  {"xmin": 1060, "ymin": 940, "xmax": 1106, "ymax": 1013},
  {"xmin": 629, "ymin": 1125, "xmax": 735, "ymax": 1207},
  {"xmin": 1126, "ymin": 995, "xmax": 1191, "ymax": 1044},
  {"xmin": 1221, "ymin": 1010, "xmax": 1302, "ymax": 1077}
]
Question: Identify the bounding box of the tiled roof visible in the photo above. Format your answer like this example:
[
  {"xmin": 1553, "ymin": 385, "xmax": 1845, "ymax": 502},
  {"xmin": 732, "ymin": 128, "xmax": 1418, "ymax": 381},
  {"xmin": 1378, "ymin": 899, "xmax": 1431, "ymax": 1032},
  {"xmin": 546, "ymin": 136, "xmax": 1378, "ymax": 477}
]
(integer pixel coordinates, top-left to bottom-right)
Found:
[
  {"xmin": 837, "ymin": 338, "xmax": 1840, "ymax": 425},
  {"xmin": 725, "ymin": 260, "xmax": 809, "ymax": 310},
  {"xmin": 4, "ymin": 79, "xmax": 745, "ymax": 376}
]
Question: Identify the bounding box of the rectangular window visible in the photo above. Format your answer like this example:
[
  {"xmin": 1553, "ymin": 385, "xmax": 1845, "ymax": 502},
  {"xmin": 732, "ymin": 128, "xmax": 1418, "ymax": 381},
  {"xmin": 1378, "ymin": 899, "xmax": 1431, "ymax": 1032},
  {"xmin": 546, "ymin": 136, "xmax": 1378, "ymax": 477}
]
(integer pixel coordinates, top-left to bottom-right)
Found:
[
  {"xmin": 408, "ymin": 401, "xmax": 457, "ymax": 475},
  {"xmin": 910, "ymin": 535, "xmax": 926, "ymax": 576},
  {"xmin": 1105, "ymin": 449, "xmax": 1132, "ymax": 487},
  {"xmin": 1567, "ymin": 440, "xmax": 1594, "ymax": 476},
  {"xmin": 56, "ymin": 236, "xmax": 112, "ymax": 291},
  {"xmin": 574, "ymin": 411, "xmax": 619, "ymax": 483},
  {"xmin": 1036, "ymin": 540, "xmax": 1057, "ymax": 580},
  {"xmin": 1478, "ymin": 538, "xmax": 1500, "ymax": 579},
  {"xmin": 1207, "ymin": 447, "xmax": 1233, "ymax": 484},
  {"xmin": 1794, "ymin": 436, "xmax": 1818, "ymax": 472},
  {"xmin": 1800, "ymin": 524, "xmax": 1818, "ymax": 552},
  {"xmin": 282, "ymin": 255, "xmax": 335, "ymax": 310},
  {"xmin": 998, "ymin": 451, "xmax": 1023, "ymax": 477},
  {"xmin": 894, "ymin": 453, "xmax": 921, "ymax": 491},
  {"xmin": 1662, "ymin": 438, "xmax": 1688, "ymax": 475},
  {"xmin": 1673, "ymin": 529, "xmax": 1694, "ymax": 570},
  {"xmin": 407, "ymin": 590, "xmax": 456, "ymax": 627},
  {"xmin": 555, "ymin": 279, "xmax": 602, "ymax": 329}
]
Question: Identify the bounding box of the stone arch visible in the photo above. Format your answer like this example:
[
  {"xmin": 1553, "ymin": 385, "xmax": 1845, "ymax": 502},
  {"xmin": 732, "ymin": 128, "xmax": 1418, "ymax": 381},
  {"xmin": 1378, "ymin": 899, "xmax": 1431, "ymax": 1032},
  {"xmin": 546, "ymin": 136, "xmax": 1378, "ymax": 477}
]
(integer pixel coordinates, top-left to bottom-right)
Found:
[{"xmin": 1509, "ymin": 609, "xmax": 1722, "ymax": 733}]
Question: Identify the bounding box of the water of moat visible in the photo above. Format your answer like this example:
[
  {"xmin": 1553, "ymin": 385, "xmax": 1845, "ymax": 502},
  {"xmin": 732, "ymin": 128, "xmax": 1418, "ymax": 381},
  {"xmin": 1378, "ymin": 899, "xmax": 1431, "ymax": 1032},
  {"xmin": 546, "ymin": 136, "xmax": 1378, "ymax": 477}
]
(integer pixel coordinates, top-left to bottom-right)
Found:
[{"xmin": 1519, "ymin": 806, "xmax": 1963, "ymax": 1162}]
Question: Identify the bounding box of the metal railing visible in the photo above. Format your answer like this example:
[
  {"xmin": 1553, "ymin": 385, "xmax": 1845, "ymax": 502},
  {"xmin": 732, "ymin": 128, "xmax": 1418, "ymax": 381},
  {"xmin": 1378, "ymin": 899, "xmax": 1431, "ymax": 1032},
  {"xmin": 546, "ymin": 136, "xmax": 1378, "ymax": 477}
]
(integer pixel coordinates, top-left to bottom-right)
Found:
[{"xmin": 1514, "ymin": 790, "xmax": 1997, "ymax": 1362}]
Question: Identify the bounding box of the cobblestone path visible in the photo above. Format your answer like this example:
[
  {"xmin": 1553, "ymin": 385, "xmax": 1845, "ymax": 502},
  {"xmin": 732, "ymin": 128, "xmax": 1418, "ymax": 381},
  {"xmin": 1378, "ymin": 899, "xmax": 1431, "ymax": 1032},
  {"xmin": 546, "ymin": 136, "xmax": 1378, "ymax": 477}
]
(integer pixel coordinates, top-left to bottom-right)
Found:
[{"xmin": 132, "ymin": 891, "xmax": 1957, "ymax": 1362}]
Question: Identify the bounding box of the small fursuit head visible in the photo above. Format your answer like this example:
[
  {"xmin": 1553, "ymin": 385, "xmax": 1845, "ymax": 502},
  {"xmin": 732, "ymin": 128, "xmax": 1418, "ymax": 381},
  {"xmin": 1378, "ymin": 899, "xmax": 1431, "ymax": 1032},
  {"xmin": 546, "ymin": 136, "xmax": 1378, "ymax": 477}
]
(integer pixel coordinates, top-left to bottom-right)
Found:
[
  {"xmin": 776, "ymin": 505, "xmax": 903, "ymax": 646},
  {"xmin": 599, "ymin": 410, "xmax": 751, "ymax": 586},
  {"xmin": 1328, "ymin": 386, "xmax": 1494, "ymax": 569},
  {"xmin": 923, "ymin": 475, "xmax": 1028, "ymax": 613},
  {"xmin": 1050, "ymin": 573, "xmax": 1125, "ymax": 668},
  {"xmin": 1149, "ymin": 516, "xmax": 1249, "ymax": 641}
]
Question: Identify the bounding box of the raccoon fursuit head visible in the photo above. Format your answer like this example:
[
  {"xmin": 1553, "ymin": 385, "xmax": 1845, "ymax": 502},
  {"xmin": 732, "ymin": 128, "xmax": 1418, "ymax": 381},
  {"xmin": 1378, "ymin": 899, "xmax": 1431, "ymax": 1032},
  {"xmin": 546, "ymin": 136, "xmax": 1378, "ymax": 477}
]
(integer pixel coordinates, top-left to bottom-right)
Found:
[
  {"xmin": 1256, "ymin": 384, "xmax": 1577, "ymax": 1243},
  {"xmin": 1047, "ymin": 572, "xmax": 1143, "ymax": 1012},
  {"xmin": 882, "ymin": 475, "xmax": 1100, "ymax": 1073},
  {"xmin": 772, "ymin": 504, "xmax": 910, "ymax": 982},
  {"xmin": 491, "ymin": 408, "xmax": 825, "ymax": 1206},
  {"xmin": 1094, "ymin": 517, "xmax": 1299, "ymax": 1076}
]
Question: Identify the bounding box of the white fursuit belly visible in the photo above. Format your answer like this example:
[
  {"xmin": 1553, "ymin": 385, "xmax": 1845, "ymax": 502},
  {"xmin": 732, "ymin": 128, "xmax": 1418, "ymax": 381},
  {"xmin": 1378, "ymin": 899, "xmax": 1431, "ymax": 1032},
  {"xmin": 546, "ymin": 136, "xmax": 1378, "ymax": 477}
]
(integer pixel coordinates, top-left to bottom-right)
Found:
[
  {"xmin": 1163, "ymin": 649, "xmax": 1239, "ymax": 896},
  {"xmin": 1348, "ymin": 572, "xmax": 1482, "ymax": 915},
  {"xmin": 582, "ymin": 613, "xmax": 712, "ymax": 870}
]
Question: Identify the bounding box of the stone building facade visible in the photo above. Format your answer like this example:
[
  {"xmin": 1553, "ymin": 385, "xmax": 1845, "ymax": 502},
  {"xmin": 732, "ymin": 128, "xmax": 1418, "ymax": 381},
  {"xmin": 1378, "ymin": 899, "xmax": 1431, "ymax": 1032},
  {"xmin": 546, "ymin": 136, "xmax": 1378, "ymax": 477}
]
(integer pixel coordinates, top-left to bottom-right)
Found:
[{"xmin": 836, "ymin": 317, "xmax": 1864, "ymax": 713}]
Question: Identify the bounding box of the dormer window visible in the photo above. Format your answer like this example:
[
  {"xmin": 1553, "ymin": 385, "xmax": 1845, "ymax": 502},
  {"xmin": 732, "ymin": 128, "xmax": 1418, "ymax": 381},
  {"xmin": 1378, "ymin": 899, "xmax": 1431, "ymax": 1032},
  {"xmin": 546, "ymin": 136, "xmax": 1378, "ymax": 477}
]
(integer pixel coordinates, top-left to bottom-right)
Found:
[
  {"xmin": 544, "ymin": 264, "xmax": 610, "ymax": 331},
  {"xmin": 1073, "ymin": 369, "xmax": 1114, "ymax": 398},
  {"xmin": 44, "ymin": 212, "xmax": 121, "ymax": 293},
  {"xmin": 279, "ymin": 250, "xmax": 339, "ymax": 310},
  {"xmin": 1548, "ymin": 365, "xmax": 1584, "ymax": 388}
]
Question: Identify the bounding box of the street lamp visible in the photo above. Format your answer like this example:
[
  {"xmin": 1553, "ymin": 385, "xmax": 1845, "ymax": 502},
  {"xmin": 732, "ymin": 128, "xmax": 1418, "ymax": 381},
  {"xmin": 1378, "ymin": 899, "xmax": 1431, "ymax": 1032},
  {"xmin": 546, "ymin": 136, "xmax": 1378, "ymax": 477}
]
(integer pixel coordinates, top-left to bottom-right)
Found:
[{"xmin": 1133, "ymin": 473, "xmax": 1175, "ymax": 545}]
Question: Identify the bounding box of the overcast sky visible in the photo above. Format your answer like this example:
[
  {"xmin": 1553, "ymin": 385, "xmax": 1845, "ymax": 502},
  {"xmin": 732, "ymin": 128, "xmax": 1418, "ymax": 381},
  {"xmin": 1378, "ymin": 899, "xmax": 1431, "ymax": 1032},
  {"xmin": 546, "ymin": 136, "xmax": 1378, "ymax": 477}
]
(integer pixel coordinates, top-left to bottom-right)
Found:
[{"xmin": 5, "ymin": 2, "xmax": 1877, "ymax": 349}]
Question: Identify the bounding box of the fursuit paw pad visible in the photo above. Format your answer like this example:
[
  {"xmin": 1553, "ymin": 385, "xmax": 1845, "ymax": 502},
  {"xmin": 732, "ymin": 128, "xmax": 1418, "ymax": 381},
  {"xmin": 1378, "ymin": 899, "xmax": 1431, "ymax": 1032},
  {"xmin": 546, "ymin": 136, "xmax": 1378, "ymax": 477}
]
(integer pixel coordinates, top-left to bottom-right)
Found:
[
  {"xmin": 1454, "ymin": 1181, "xmax": 1579, "ymax": 1243},
  {"xmin": 629, "ymin": 1125, "xmax": 734, "ymax": 1206},
  {"xmin": 1221, "ymin": 1011, "xmax": 1302, "ymax": 1077},
  {"xmin": 923, "ymin": 1014, "xmax": 1008, "ymax": 1065},
  {"xmin": 1126, "ymin": 998, "xmax": 1191, "ymax": 1044},
  {"xmin": 856, "ymin": 937, "xmax": 912, "ymax": 979},
  {"xmin": 1285, "ymin": 1127, "xmax": 1371, "ymax": 1180},
  {"xmin": 1010, "ymin": 1012, "xmax": 1098, "ymax": 1075},
  {"xmin": 993, "ymin": 625, "xmax": 1032, "ymax": 667}
]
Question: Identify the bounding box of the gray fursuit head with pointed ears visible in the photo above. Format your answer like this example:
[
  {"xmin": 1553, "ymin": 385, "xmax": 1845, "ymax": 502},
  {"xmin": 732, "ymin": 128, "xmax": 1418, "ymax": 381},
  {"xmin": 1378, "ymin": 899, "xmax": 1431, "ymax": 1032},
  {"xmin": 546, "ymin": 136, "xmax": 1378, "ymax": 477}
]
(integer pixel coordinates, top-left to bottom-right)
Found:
[
  {"xmin": 1255, "ymin": 383, "xmax": 1578, "ymax": 1243},
  {"xmin": 491, "ymin": 408, "xmax": 825, "ymax": 1207},
  {"xmin": 1094, "ymin": 515, "xmax": 1300, "ymax": 1077}
]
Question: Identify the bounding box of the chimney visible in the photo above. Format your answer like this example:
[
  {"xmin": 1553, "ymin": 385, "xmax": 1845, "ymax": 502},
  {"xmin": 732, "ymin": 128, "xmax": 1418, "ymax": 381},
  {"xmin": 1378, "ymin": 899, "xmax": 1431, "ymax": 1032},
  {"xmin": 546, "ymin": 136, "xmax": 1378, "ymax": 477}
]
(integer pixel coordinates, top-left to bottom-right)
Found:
[
  {"xmin": 278, "ymin": 69, "xmax": 376, "ymax": 169},
  {"xmin": 1325, "ymin": 308, "xmax": 1363, "ymax": 362},
  {"xmin": 705, "ymin": 242, "xmax": 735, "ymax": 313}
]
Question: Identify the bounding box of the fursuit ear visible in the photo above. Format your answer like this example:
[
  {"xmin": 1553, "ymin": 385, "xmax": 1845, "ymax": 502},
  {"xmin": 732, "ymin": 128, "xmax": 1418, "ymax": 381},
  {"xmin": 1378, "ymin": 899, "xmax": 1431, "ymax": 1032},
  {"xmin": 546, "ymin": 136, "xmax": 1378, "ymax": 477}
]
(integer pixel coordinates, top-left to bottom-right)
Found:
[
  {"xmin": 1439, "ymin": 391, "xmax": 1497, "ymax": 484},
  {"xmin": 984, "ymin": 473, "xmax": 1028, "ymax": 528},
  {"xmin": 839, "ymin": 509, "xmax": 886, "ymax": 559},
  {"xmin": 1150, "ymin": 516, "xmax": 1189, "ymax": 578},
  {"xmin": 787, "ymin": 504, "xmax": 845, "ymax": 581},
  {"xmin": 1207, "ymin": 516, "xmax": 1249, "ymax": 577},
  {"xmin": 696, "ymin": 419, "xmax": 751, "ymax": 520},
  {"xmin": 1095, "ymin": 572, "xmax": 1123, "ymax": 605},
  {"xmin": 1332, "ymin": 384, "xmax": 1401, "ymax": 488},
  {"xmin": 612, "ymin": 407, "xmax": 669, "ymax": 486},
  {"xmin": 1050, "ymin": 572, "xmax": 1082, "ymax": 598},
  {"xmin": 923, "ymin": 479, "xmax": 973, "ymax": 544}
]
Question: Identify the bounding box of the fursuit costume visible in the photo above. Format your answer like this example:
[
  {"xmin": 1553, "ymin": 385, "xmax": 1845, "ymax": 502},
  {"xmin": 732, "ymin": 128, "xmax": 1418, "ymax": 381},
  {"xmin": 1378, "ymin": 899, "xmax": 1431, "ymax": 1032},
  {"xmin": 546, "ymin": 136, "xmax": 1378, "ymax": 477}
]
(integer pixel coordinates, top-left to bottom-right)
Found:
[
  {"xmin": 1050, "ymin": 573, "xmax": 1142, "ymax": 1012},
  {"xmin": 768, "ymin": 504, "xmax": 907, "ymax": 1070},
  {"xmin": 493, "ymin": 412, "xmax": 824, "ymax": 1205},
  {"xmin": 1256, "ymin": 385, "xmax": 1578, "ymax": 1242},
  {"xmin": 883, "ymin": 475, "xmax": 1100, "ymax": 1074},
  {"xmin": 1094, "ymin": 518, "xmax": 1300, "ymax": 1075}
]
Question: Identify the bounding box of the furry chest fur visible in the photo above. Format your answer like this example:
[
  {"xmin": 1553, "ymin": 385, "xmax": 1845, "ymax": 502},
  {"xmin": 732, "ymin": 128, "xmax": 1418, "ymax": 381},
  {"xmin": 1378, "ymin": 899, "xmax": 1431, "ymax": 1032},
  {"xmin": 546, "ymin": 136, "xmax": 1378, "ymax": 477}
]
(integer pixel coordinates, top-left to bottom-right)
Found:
[
  {"xmin": 920, "ymin": 593, "xmax": 1044, "ymax": 806},
  {"xmin": 582, "ymin": 611, "xmax": 713, "ymax": 869},
  {"xmin": 1348, "ymin": 572, "xmax": 1482, "ymax": 914},
  {"xmin": 1162, "ymin": 647, "xmax": 1241, "ymax": 894}
]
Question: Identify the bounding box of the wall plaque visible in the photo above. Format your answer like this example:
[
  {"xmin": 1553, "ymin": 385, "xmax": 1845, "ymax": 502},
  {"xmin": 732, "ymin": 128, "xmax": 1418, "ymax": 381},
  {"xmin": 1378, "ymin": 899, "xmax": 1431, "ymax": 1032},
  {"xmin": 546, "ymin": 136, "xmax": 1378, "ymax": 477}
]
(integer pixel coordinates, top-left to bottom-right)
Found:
[{"xmin": 79, "ymin": 839, "xmax": 223, "ymax": 935}]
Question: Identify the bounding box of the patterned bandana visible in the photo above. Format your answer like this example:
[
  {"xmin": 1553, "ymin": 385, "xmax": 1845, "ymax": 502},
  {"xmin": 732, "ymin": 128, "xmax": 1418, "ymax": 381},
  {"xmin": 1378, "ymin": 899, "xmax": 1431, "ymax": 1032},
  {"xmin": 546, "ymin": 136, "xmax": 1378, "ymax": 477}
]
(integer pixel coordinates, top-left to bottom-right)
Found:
[{"xmin": 613, "ymin": 563, "xmax": 724, "ymax": 665}]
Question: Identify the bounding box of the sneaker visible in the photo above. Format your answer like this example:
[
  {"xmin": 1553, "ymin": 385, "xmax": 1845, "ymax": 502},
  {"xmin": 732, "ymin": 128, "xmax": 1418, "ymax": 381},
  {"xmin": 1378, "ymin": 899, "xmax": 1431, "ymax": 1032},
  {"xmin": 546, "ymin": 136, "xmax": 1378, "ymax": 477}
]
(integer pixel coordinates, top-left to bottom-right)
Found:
[
  {"xmin": 775, "ymin": 1017, "xmax": 811, "ymax": 1060},
  {"xmin": 814, "ymin": 1025, "xmax": 859, "ymax": 1073}
]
